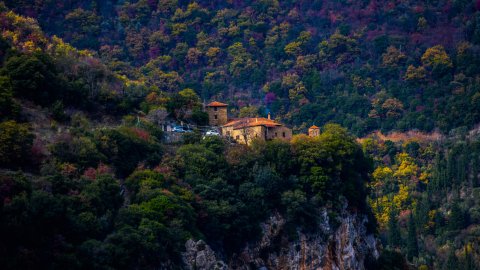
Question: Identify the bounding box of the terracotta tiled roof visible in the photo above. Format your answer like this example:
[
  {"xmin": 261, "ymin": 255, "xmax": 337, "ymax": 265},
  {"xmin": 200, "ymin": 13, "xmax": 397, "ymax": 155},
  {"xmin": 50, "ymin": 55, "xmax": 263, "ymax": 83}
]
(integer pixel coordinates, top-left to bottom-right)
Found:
[
  {"xmin": 224, "ymin": 117, "xmax": 283, "ymax": 129},
  {"xmin": 309, "ymin": 125, "xmax": 320, "ymax": 129},
  {"xmin": 207, "ymin": 101, "xmax": 228, "ymax": 107}
]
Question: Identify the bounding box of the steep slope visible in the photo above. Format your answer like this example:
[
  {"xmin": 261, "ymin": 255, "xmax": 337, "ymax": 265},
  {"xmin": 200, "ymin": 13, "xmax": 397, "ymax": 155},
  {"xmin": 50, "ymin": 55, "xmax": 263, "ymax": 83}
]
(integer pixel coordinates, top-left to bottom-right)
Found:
[
  {"xmin": 184, "ymin": 209, "xmax": 378, "ymax": 270},
  {"xmin": 4, "ymin": 0, "xmax": 480, "ymax": 135}
]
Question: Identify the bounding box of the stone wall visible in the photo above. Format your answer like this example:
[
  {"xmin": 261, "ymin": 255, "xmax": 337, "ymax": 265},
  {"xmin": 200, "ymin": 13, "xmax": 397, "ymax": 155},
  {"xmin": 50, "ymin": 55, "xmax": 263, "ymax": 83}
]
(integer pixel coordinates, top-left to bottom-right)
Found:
[{"xmin": 207, "ymin": 106, "xmax": 228, "ymax": 126}]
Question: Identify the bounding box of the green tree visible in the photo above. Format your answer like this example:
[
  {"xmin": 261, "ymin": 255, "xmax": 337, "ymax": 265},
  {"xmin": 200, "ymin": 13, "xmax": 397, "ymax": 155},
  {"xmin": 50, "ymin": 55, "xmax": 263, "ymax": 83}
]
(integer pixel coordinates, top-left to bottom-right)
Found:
[
  {"xmin": 3, "ymin": 52, "xmax": 60, "ymax": 106},
  {"xmin": 0, "ymin": 76, "xmax": 19, "ymax": 120},
  {"xmin": 446, "ymin": 249, "xmax": 459, "ymax": 270},
  {"xmin": 448, "ymin": 202, "xmax": 465, "ymax": 231},
  {"xmin": 387, "ymin": 209, "xmax": 402, "ymax": 248},
  {"xmin": 319, "ymin": 32, "xmax": 359, "ymax": 64},
  {"xmin": 406, "ymin": 213, "xmax": 419, "ymax": 261},
  {"xmin": 239, "ymin": 106, "xmax": 259, "ymax": 117},
  {"xmin": 64, "ymin": 8, "xmax": 101, "ymax": 48},
  {"xmin": 0, "ymin": 121, "xmax": 34, "ymax": 168}
]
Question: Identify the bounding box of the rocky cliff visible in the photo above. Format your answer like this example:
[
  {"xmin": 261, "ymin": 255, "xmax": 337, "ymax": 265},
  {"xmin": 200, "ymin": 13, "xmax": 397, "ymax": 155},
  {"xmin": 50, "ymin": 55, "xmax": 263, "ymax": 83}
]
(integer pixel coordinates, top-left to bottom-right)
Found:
[{"xmin": 182, "ymin": 208, "xmax": 378, "ymax": 270}]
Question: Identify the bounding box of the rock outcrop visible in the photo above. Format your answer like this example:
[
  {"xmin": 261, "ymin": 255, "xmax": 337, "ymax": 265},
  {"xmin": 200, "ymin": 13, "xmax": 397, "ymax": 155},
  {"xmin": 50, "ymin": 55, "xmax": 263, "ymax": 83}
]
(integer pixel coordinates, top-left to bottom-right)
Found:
[
  {"xmin": 182, "ymin": 209, "xmax": 378, "ymax": 270},
  {"xmin": 182, "ymin": 239, "xmax": 228, "ymax": 270}
]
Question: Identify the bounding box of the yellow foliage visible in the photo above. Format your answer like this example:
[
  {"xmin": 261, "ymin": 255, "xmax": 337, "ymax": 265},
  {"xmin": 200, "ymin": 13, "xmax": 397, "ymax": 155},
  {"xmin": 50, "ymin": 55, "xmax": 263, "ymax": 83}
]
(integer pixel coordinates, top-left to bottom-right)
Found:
[
  {"xmin": 405, "ymin": 65, "xmax": 427, "ymax": 82},
  {"xmin": 382, "ymin": 46, "xmax": 406, "ymax": 67},
  {"xmin": 373, "ymin": 166, "xmax": 394, "ymax": 182},
  {"xmin": 22, "ymin": 40, "xmax": 38, "ymax": 52},
  {"xmin": 369, "ymin": 195, "xmax": 391, "ymax": 229},
  {"xmin": 206, "ymin": 47, "xmax": 221, "ymax": 58},
  {"xmin": 284, "ymin": 41, "xmax": 302, "ymax": 55},
  {"xmin": 427, "ymin": 209, "xmax": 437, "ymax": 230},
  {"xmin": 393, "ymin": 184, "xmax": 410, "ymax": 210},
  {"xmin": 393, "ymin": 153, "xmax": 419, "ymax": 182},
  {"xmin": 419, "ymin": 171, "xmax": 430, "ymax": 184},
  {"xmin": 421, "ymin": 45, "xmax": 452, "ymax": 69}
]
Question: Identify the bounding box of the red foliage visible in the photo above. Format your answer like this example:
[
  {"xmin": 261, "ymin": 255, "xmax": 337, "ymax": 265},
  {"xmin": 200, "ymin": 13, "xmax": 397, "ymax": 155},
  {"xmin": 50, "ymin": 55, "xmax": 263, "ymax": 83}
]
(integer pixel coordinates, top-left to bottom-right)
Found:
[
  {"xmin": 416, "ymin": 105, "xmax": 425, "ymax": 112},
  {"xmin": 83, "ymin": 163, "xmax": 113, "ymax": 180},
  {"xmin": 299, "ymin": 97, "xmax": 310, "ymax": 106},
  {"xmin": 398, "ymin": 209, "xmax": 412, "ymax": 227},
  {"xmin": 413, "ymin": 5, "xmax": 425, "ymax": 14},
  {"xmin": 329, "ymin": 12, "xmax": 340, "ymax": 24},
  {"xmin": 132, "ymin": 128, "xmax": 151, "ymax": 141},
  {"xmin": 384, "ymin": 2, "xmax": 396, "ymax": 12},
  {"xmin": 155, "ymin": 165, "xmax": 172, "ymax": 176},
  {"xmin": 410, "ymin": 33, "xmax": 423, "ymax": 45},
  {"xmin": 83, "ymin": 167, "xmax": 97, "ymax": 180},
  {"xmin": 97, "ymin": 163, "xmax": 113, "ymax": 175}
]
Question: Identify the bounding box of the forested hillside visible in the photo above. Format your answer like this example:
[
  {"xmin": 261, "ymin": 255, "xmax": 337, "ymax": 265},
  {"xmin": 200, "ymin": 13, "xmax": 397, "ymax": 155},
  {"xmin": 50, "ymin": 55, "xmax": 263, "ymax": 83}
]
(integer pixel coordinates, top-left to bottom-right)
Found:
[
  {"xmin": 0, "ymin": 4, "xmax": 377, "ymax": 269},
  {"xmin": 2, "ymin": 1, "xmax": 480, "ymax": 269},
  {"xmin": 361, "ymin": 130, "xmax": 480, "ymax": 269},
  {"xmin": 5, "ymin": 0, "xmax": 480, "ymax": 135}
]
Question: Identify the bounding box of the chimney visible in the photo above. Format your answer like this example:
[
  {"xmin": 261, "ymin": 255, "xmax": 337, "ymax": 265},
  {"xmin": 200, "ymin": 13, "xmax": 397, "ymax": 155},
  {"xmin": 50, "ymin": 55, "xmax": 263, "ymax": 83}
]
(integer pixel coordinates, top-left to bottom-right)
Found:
[
  {"xmin": 268, "ymin": 112, "xmax": 271, "ymax": 120},
  {"xmin": 256, "ymin": 118, "xmax": 258, "ymax": 123}
]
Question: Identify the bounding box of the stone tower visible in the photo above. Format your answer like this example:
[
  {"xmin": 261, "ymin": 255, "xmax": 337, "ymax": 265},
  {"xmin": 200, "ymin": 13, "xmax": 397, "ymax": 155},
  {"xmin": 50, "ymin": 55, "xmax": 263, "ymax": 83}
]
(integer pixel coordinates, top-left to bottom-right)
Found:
[
  {"xmin": 308, "ymin": 125, "xmax": 320, "ymax": 137},
  {"xmin": 206, "ymin": 101, "xmax": 228, "ymax": 126}
]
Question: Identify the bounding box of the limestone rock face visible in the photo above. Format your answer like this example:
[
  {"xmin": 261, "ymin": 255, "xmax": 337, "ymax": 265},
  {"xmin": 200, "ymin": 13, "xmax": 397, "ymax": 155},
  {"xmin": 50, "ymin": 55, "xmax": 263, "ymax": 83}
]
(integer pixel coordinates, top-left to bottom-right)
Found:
[
  {"xmin": 182, "ymin": 239, "xmax": 227, "ymax": 270},
  {"xmin": 182, "ymin": 209, "xmax": 378, "ymax": 270}
]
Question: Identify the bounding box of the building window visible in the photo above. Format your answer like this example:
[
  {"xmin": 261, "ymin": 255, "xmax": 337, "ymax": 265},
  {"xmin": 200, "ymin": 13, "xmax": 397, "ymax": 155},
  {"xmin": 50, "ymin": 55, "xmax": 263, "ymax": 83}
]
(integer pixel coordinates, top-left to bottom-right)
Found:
[
  {"xmin": 236, "ymin": 135, "xmax": 240, "ymax": 140},
  {"xmin": 214, "ymin": 115, "xmax": 218, "ymax": 119},
  {"xmin": 275, "ymin": 132, "xmax": 278, "ymax": 137},
  {"xmin": 214, "ymin": 107, "xmax": 218, "ymax": 111},
  {"xmin": 282, "ymin": 132, "xmax": 286, "ymax": 138}
]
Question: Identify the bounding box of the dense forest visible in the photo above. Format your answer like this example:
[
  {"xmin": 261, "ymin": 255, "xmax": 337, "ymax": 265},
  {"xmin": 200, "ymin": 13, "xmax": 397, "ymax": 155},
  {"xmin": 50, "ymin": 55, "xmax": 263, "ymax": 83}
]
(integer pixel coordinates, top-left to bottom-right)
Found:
[
  {"xmin": 4, "ymin": 0, "xmax": 480, "ymax": 135},
  {"xmin": 1, "ymin": 0, "xmax": 480, "ymax": 269}
]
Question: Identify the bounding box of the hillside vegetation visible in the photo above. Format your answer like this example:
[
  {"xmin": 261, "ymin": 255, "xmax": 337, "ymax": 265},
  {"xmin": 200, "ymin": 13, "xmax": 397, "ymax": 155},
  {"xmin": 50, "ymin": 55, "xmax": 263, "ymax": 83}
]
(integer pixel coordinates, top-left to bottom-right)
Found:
[
  {"xmin": 0, "ymin": 4, "xmax": 377, "ymax": 269},
  {"xmin": 4, "ymin": 0, "xmax": 480, "ymax": 135},
  {"xmin": 2, "ymin": 1, "xmax": 480, "ymax": 269}
]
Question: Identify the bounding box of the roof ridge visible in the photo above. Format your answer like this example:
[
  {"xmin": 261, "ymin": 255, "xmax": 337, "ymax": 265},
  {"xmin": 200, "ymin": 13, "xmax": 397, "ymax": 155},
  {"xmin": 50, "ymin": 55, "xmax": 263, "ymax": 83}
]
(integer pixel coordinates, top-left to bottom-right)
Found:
[{"xmin": 207, "ymin": 101, "xmax": 228, "ymax": 107}]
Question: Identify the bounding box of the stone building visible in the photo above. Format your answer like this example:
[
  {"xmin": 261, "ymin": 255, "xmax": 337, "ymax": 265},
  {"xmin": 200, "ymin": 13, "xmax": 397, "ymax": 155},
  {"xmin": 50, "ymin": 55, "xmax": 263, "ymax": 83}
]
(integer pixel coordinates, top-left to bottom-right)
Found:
[
  {"xmin": 205, "ymin": 101, "xmax": 228, "ymax": 126},
  {"xmin": 222, "ymin": 117, "xmax": 292, "ymax": 145},
  {"xmin": 308, "ymin": 125, "xmax": 320, "ymax": 137},
  {"xmin": 205, "ymin": 101, "xmax": 293, "ymax": 144}
]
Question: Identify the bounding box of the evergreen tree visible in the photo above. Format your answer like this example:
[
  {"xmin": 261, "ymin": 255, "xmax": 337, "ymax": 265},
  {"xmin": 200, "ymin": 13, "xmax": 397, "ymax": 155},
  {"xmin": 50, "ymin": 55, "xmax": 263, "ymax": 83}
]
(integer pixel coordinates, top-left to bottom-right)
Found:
[
  {"xmin": 387, "ymin": 209, "xmax": 402, "ymax": 248},
  {"xmin": 456, "ymin": 153, "xmax": 467, "ymax": 186},
  {"xmin": 471, "ymin": 146, "xmax": 480, "ymax": 188},
  {"xmin": 446, "ymin": 151, "xmax": 455, "ymax": 187},
  {"xmin": 448, "ymin": 202, "xmax": 465, "ymax": 231},
  {"xmin": 406, "ymin": 213, "xmax": 419, "ymax": 261},
  {"xmin": 415, "ymin": 196, "xmax": 430, "ymax": 233},
  {"xmin": 431, "ymin": 151, "xmax": 447, "ymax": 192},
  {"xmin": 446, "ymin": 249, "xmax": 459, "ymax": 270}
]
